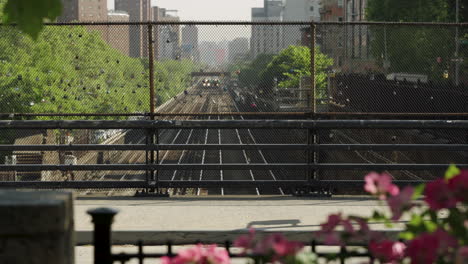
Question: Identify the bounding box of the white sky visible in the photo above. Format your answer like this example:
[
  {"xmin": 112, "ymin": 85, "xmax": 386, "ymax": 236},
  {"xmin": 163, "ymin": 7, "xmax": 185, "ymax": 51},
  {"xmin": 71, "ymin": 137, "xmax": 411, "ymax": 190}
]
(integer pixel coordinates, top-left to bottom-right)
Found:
[
  {"xmin": 108, "ymin": 0, "xmax": 264, "ymax": 21},
  {"xmin": 108, "ymin": 0, "xmax": 265, "ymax": 42}
]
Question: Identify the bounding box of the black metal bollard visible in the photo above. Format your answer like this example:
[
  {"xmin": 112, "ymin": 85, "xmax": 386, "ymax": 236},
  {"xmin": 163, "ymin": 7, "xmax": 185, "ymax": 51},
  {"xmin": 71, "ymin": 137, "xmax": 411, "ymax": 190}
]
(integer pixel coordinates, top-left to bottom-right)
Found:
[{"xmin": 87, "ymin": 208, "xmax": 119, "ymax": 264}]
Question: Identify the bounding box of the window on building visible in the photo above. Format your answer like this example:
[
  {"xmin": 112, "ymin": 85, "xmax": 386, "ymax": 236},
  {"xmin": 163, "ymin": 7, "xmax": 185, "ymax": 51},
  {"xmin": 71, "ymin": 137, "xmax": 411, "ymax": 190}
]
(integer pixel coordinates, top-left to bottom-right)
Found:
[
  {"xmin": 338, "ymin": 0, "xmax": 343, "ymax": 7},
  {"xmin": 338, "ymin": 17, "xmax": 343, "ymax": 22},
  {"xmin": 310, "ymin": 6, "xmax": 314, "ymax": 11}
]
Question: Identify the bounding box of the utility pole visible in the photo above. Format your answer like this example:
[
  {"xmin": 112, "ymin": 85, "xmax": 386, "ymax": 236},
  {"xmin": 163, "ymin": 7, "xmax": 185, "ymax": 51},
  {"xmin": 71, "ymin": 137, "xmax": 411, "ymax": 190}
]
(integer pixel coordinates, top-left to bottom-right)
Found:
[{"xmin": 455, "ymin": 0, "xmax": 460, "ymax": 86}]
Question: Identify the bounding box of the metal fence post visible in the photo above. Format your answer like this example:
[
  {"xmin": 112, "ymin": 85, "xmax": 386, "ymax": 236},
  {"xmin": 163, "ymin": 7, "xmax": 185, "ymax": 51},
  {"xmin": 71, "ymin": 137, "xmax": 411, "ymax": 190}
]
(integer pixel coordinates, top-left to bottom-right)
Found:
[
  {"xmin": 148, "ymin": 22, "xmax": 156, "ymax": 189},
  {"xmin": 88, "ymin": 208, "xmax": 119, "ymax": 264},
  {"xmin": 309, "ymin": 23, "xmax": 319, "ymax": 186}
]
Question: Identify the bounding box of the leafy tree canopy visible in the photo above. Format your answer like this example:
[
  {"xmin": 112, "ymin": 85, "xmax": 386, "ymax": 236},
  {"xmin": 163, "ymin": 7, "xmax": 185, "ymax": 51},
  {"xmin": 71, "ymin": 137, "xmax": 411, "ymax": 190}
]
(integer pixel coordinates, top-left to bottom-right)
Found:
[
  {"xmin": 366, "ymin": 0, "xmax": 467, "ymax": 22},
  {"xmin": 262, "ymin": 46, "xmax": 333, "ymax": 91},
  {"xmin": 1, "ymin": 0, "xmax": 62, "ymax": 39}
]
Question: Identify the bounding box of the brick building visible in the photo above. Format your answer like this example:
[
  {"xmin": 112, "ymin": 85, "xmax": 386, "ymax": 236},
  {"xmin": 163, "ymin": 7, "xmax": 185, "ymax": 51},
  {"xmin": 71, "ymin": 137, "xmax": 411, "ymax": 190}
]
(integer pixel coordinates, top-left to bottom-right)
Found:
[
  {"xmin": 115, "ymin": 0, "xmax": 152, "ymax": 58},
  {"xmin": 153, "ymin": 7, "xmax": 181, "ymax": 61},
  {"xmin": 105, "ymin": 11, "xmax": 130, "ymax": 56},
  {"xmin": 58, "ymin": 0, "xmax": 108, "ymax": 22}
]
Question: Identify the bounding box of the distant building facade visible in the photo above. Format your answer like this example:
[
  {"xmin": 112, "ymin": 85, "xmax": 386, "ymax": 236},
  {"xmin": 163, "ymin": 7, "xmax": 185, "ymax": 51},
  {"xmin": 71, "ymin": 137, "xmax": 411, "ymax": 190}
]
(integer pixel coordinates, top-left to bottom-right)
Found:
[
  {"xmin": 228, "ymin": 38, "xmax": 249, "ymax": 63},
  {"xmin": 115, "ymin": 0, "xmax": 152, "ymax": 58},
  {"xmin": 283, "ymin": 0, "xmax": 321, "ymax": 47},
  {"xmin": 343, "ymin": 0, "xmax": 373, "ymax": 72},
  {"xmin": 199, "ymin": 41, "xmax": 218, "ymax": 67},
  {"xmin": 181, "ymin": 25, "xmax": 200, "ymax": 62},
  {"xmin": 105, "ymin": 11, "xmax": 130, "ymax": 56},
  {"xmin": 251, "ymin": 0, "xmax": 285, "ymax": 57},
  {"xmin": 58, "ymin": 0, "xmax": 108, "ymax": 22},
  {"xmin": 153, "ymin": 7, "xmax": 181, "ymax": 60}
]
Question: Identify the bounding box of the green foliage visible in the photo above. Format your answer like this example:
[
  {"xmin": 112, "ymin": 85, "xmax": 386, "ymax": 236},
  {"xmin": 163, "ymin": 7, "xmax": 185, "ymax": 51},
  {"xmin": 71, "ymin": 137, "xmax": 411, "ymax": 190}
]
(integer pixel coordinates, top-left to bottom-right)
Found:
[
  {"xmin": 2, "ymin": 0, "xmax": 62, "ymax": 40},
  {"xmin": 445, "ymin": 164, "xmax": 461, "ymax": 180},
  {"xmin": 366, "ymin": 0, "xmax": 467, "ymax": 22},
  {"xmin": 232, "ymin": 46, "xmax": 333, "ymax": 100},
  {"xmin": 262, "ymin": 46, "xmax": 332, "ymax": 92},
  {"xmin": 366, "ymin": 0, "xmax": 467, "ymax": 79},
  {"xmin": 0, "ymin": 25, "xmax": 197, "ymax": 120},
  {"xmin": 235, "ymin": 54, "xmax": 275, "ymax": 89}
]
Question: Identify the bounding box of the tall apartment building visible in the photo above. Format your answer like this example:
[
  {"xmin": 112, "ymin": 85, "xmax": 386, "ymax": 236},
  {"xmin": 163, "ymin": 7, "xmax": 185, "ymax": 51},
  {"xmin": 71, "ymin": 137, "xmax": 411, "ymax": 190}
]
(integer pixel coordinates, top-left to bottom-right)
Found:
[
  {"xmin": 115, "ymin": 0, "xmax": 152, "ymax": 58},
  {"xmin": 318, "ymin": 0, "xmax": 345, "ymax": 67},
  {"xmin": 105, "ymin": 11, "xmax": 130, "ymax": 56},
  {"xmin": 153, "ymin": 7, "xmax": 181, "ymax": 61},
  {"xmin": 344, "ymin": 0, "xmax": 372, "ymax": 71},
  {"xmin": 228, "ymin": 38, "xmax": 249, "ymax": 63},
  {"xmin": 181, "ymin": 25, "xmax": 200, "ymax": 62},
  {"xmin": 251, "ymin": 0, "xmax": 285, "ymax": 57},
  {"xmin": 58, "ymin": 0, "xmax": 108, "ymax": 22},
  {"xmin": 283, "ymin": 0, "xmax": 321, "ymax": 47}
]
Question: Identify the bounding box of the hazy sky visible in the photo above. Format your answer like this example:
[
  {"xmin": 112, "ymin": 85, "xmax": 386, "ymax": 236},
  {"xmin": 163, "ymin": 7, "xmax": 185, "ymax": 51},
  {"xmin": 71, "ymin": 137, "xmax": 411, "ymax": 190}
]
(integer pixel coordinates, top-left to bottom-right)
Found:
[
  {"xmin": 108, "ymin": 0, "xmax": 264, "ymax": 21},
  {"xmin": 108, "ymin": 0, "xmax": 265, "ymax": 42}
]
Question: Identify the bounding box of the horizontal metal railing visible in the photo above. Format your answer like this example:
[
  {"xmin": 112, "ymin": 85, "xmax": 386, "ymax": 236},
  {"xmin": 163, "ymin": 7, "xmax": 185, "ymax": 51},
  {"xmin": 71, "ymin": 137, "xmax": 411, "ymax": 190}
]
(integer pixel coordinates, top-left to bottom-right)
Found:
[
  {"xmin": 0, "ymin": 119, "xmax": 467, "ymax": 191},
  {"xmin": 0, "ymin": 143, "xmax": 467, "ymax": 151},
  {"xmin": 1, "ymin": 119, "xmax": 468, "ymax": 129}
]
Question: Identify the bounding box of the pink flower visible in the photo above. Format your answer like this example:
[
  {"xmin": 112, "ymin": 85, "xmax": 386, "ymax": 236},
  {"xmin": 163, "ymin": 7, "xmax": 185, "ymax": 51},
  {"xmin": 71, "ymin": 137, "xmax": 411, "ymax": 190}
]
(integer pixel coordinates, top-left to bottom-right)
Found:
[
  {"xmin": 173, "ymin": 245, "xmax": 204, "ymax": 264},
  {"xmin": 455, "ymin": 246, "xmax": 468, "ymax": 264},
  {"xmin": 161, "ymin": 256, "xmax": 172, "ymax": 264},
  {"xmin": 233, "ymin": 229, "xmax": 255, "ymax": 251},
  {"xmin": 320, "ymin": 213, "xmax": 342, "ymax": 232},
  {"xmin": 206, "ymin": 245, "xmax": 230, "ymax": 264},
  {"xmin": 171, "ymin": 244, "xmax": 230, "ymax": 264},
  {"xmin": 364, "ymin": 172, "xmax": 399, "ymax": 200},
  {"xmin": 387, "ymin": 186, "xmax": 414, "ymax": 220},
  {"xmin": 448, "ymin": 170, "xmax": 468, "ymax": 203},
  {"xmin": 406, "ymin": 233, "xmax": 439, "ymax": 264},
  {"xmin": 425, "ymin": 179, "xmax": 457, "ymax": 210},
  {"xmin": 369, "ymin": 240, "xmax": 405, "ymax": 263},
  {"xmin": 406, "ymin": 229, "xmax": 458, "ymax": 264},
  {"xmin": 433, "ymin": 229, "xmax": 458, "ymax": 253},
  {"xmin": 270, "ymin": 236, "xmax": 303, "ymax": 256}
]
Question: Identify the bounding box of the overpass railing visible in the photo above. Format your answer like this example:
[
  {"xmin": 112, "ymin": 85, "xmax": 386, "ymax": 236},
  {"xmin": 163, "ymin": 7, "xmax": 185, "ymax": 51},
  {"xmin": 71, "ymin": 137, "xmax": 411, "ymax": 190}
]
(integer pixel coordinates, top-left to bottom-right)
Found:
[{"xmin": 0, "ymin": 119, "xmax": 467, "ymax": 194}]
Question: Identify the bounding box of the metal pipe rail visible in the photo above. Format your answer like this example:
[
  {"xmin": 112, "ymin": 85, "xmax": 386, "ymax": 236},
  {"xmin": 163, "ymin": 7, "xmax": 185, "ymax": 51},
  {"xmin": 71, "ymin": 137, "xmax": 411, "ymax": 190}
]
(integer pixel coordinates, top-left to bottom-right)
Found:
[
  {"xmin": 0, "ymin": 180, "xmax": 429, "ymax": 189},
  {"xmin": 1, "ymin": 119, "xmax": 467, "ymax": 192},
  {"xmin": 1, "ymin": 143, "xmax": 467, "ymax": 152},
  {"xmin": 1, "ymin": 163, "xmax": 467, "ymax": 171},
  {"xmin": 1, "ymin": 119, "xmax": 468, "ymax": 129}
]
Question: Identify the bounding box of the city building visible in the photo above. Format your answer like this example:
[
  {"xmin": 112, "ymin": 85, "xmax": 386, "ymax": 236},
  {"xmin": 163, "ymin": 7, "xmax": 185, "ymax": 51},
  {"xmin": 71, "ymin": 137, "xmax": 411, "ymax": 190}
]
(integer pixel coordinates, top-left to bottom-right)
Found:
[
  {"xmin": 115, "ymin": 0, "xmax": 152, "ymax": 58},
  {"xmin": 181, "ymin": 25, "xmax": 200, "ymax": 62},
  {"xmin": 199, "ymin": 41, "xmax": 218, "ymax": 67},
  {"xmin": 228, "ymin": 38, "xmax": 249, "ymax": 63},
  {"xmin": 105, "ymin": 11, "xmax": 130, "ymax": 56},
  {"xmin": 343, "ymin": 0, "xmax": 373, "ymax": 72},
  {"xmin": 251, "ymin": 0, "xmax": 285, "ymax": 57},
  {"xmin": 283, "ymin": 0, "xmax": 321, "ymax": 47},
  {"xmin": 58, "ymin": 0, "xmax": 108, "ymax": 22},
  {"xmin": 153, "ymin": 7, "xmax": 181, "ymax": 61},
  {"xmin": 319, "ymin": 0, "xmax": 374, "ymax": 72},
  {"xmin": 319, "ymin": 0, "xmax": 346, "ymax": 67}
]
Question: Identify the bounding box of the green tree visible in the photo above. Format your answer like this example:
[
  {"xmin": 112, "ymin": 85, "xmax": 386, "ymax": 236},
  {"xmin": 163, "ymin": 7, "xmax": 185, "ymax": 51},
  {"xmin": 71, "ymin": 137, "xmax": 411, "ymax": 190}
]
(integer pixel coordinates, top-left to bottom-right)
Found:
[
  {"xmin": 1, "ymin": 0, "xmax": 62, "ymax": 39},
  {"xmin": 261, "ymin": 46, "xmax": 333, "ymax": 95},
  {"xmin": 235, "ymin": 54, "xmax": 275, "ymax": 89},
  {"xmin": 0, "ymin": 24, "xmax": 198, "ymax": 119},
  {"xmin": 366, "ymin": 0, "xmax": 467, "ymax": 80}
]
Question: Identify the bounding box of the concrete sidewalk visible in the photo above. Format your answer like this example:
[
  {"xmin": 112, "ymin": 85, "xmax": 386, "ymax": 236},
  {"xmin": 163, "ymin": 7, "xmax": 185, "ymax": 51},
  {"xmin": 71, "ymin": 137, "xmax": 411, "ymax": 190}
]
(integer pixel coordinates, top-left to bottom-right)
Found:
[{"xmin": 75, "ymin": 196, "xmax": 400, "ymax": 245}]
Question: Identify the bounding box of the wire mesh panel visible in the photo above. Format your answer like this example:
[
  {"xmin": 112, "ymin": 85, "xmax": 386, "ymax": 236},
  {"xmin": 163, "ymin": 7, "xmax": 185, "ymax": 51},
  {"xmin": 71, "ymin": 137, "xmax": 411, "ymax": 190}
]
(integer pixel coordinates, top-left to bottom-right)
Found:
[
  {"xmin": 319, "ymin": 23, "xmax": 468, "ymax": 114},
  {"xmin": 0, "ymin": 24, "xmax": 152, "ymax": 116}
]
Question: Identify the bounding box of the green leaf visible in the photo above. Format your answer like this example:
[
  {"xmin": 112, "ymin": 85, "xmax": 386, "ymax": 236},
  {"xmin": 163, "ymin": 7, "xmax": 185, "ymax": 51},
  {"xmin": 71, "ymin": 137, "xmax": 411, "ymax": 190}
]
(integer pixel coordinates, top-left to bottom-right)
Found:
[
  {"xmin": 3, "ymin": 0, "xmax": 62, "ymax": 39},
  {"xmin": 444, "ymin": 164, "xmax": 461, "ymax": 180},
  {"xmin": 399, "ymin": 231, "xmax": 415, "ymax": 240},
  {"xmin": 423, "ymin": 220, "xmax": 438, "ymax": 232},
  {"xmin": 412, "ymin": 184, "xmax": 426, "ymax": 199}
]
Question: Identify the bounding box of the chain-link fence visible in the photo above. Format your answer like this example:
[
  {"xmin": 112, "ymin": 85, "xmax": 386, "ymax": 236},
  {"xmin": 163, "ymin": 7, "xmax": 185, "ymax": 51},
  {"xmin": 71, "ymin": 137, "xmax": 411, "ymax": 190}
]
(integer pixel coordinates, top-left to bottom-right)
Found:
[
  {"xmin": 0, "ymin": 22, "xmax": 466, "ymax": 195},
  {"xmin": 0, "ymin": 22, "xmax": 466, "ymax": 117}
]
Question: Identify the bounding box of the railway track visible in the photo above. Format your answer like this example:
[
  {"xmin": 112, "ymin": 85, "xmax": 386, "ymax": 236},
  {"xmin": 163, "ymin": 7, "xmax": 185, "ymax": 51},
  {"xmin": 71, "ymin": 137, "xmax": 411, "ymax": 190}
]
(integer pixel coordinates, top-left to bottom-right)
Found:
[{"xmin": 74, "ymin": 81, "xmax": 467, "ymax": 196}]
